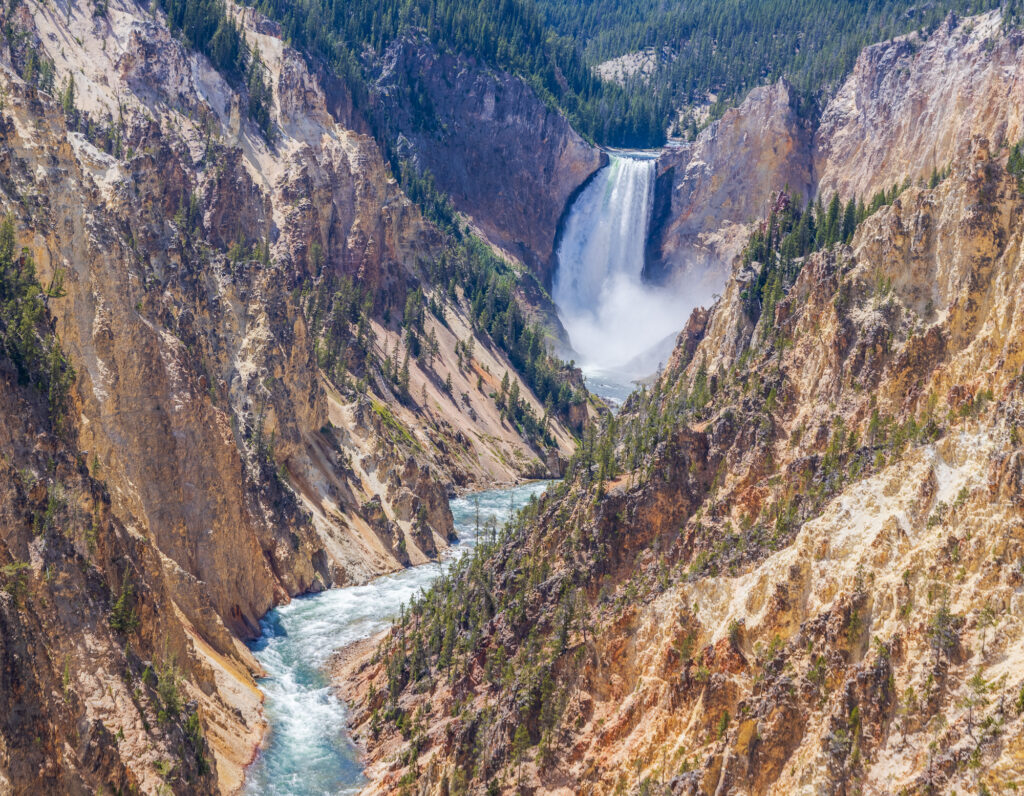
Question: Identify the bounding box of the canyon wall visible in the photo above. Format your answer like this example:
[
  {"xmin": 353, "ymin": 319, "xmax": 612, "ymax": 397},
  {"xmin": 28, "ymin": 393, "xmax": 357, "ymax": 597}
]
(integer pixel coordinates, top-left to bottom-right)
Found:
[
  {"xmin": 368, "ymin": 34, "xmax": 606, "ymax": 287},
  {"xmin": 648, "ymin": 12, "xmax": 1024, "ymax": 296},
  {"xmin": 815, "ymin": 10, "xmax": 1024, "ymax": 201},
  {"xmin": 646, "ymin": 80, "xmax": 814, "ymax": 290},
  {"xmin": 0, "ymin": 0, "xmax": 584, "ymax": 790},
  {"xmin": 343, "ymin": 13, "xmax": 1024, "ymax": 795}
]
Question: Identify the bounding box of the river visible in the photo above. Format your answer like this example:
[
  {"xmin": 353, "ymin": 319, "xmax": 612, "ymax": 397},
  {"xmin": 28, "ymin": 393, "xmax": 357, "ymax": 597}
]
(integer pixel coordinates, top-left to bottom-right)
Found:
[{"xmin": 242, "ymin": 481, "xmax": 551, "ymax": 795}]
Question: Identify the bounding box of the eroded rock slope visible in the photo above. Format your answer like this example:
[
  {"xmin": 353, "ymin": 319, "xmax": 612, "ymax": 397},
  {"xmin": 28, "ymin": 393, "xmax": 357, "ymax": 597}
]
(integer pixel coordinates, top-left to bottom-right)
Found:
[
  {"xmin": 342, "ymin": 14, "xmax": 1024, "ymax": 795},
  {"xmin": 0, "ymin": 0, "xmax": 586, "ymax": 789}
]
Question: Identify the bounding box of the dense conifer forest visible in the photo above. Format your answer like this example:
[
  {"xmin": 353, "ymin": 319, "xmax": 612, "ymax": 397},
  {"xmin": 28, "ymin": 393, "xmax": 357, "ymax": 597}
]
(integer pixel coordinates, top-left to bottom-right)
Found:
[
  {"xmin": 0, "ymin": 217, "xmax": 74, "ymax": 429},
  {"xmin": 152, "ymin": 0, "xmax": 1006, "ymax": 146},
  {"xmin": 247, "ymin": 0, "xmax": 670, "ymax": 146},
  {"xmin": 536, "ymin": 0, "xmax": 1004, "ymax": 133},
  {"xmin": 245, "ymin": 0, "xmax": 1002, "ymax": 147}
]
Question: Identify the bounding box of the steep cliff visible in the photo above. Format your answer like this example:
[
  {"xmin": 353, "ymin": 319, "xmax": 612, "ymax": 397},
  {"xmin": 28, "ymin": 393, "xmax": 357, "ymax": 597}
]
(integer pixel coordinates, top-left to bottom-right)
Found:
[
  {"xmin": 0, "ymin": 0, "xmax": 585, "ymax": 789},
  {"xmin": 341, "ymin": 19, "xmax": 1024, "ymax": 793},
  {"xmin": 815, "ymin": 10, "xmax": 1024, "ymax": 202},
  {"xmin": 368, "ymin": 34, "xmax": 606, "ymax": 287},
  {"xmin": 647, "ymin": 11, "xmax": 1024, "ymax": 296},
  {"xmin": 646, "ymin": 80, "xmax": 814, "ymax": 290},
  {"xmin": 0, "ymin": 341, "xmax": 225, "ymax": 795}
]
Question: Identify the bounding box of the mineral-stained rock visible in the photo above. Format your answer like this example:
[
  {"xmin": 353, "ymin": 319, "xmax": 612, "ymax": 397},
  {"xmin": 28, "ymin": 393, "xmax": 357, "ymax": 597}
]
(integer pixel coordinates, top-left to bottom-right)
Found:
[
  {"xmin": 0, "ymin": 0, "xmax": 580, "ymax": 789},
  {"xmin": 815, "ymin": 10, "xmax": 1024, "ymax": 202},
  {"xmin": 646, "ymin": 80, "xmax": 814, "ymax": 290},
  {"xmin": 368, "ymin": 33, "xmax": 606, "ymax": 287},
  {"xmin": 341, "ymin": 15, "xmax": 1024, "ymax": 795}
]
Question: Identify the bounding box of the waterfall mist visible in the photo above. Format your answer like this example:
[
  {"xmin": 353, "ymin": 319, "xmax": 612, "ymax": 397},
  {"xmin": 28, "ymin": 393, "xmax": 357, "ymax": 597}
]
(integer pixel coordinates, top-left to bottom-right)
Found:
[{"xmin": 553, "ymin": 155, "xmax": 711, "ymax": 389}]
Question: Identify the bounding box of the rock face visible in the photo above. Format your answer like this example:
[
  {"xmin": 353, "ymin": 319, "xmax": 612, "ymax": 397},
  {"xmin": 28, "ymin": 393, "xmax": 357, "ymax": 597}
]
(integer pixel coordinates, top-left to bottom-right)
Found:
[
  {"xmin": 0, "ymin": 367, "xmax": 220, "ymax": 796},
  {"xmin": 369, "ymin": 35, "xmax": 606, "ymax": 286},
  {"xmin": 342, "ymin": 15, "xmax": 1024, "ymax": 796},
  {"xmin": 0, "ymin": 0, "xmax": 583, "ymax": 790},
  {"xmin": 815, "ymin": 10, "xmax": 1024, "ymax": 201},
  {"xmin": 648, "ymin": 11, "xmax": 1024, "ymax": 293},
  {"xmin": 646, "ymin": 80, "xmax": 814, "ymax": 288}
]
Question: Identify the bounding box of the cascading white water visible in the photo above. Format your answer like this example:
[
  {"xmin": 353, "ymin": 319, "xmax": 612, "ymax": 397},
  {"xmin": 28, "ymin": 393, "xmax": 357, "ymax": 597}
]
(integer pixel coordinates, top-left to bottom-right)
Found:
[
  {"xmin": 243, "ymin": 482, "xmax": 549, "ymax": 795},
  {"xmin": 553, "ymin": 154, "xmax": 696, "ymax": 391}
]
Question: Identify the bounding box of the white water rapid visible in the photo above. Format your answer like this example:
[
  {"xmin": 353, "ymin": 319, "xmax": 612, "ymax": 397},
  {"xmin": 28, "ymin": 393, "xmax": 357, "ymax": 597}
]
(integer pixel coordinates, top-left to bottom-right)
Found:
[
  {"xmin": 243, "ymin": 481, "xmax": 550, "ymax": 795},
  {"xmin": 553, "ymin": 154, "xmax": 700, "ymax": 397}
]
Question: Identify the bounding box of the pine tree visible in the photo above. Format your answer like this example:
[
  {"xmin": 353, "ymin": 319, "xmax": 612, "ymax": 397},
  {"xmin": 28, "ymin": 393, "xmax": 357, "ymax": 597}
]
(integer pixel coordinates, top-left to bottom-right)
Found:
[
  {"xmin": 825, "ymin": 194, "xmax": 841, "ymax": 246},
  {"xmin": 399, "ymin": 352, "xmax": 410, "ymax": 398},
  {"xmin": 513, "ymin": 724, "xmax": 530, "ymax": 786},
  {"xmin": 60, "ymin": 75, "xmax": 76, "ymax": 120},
  {"xmin": 427, "ymin": 327, "xmax": 439, "ymax": 368},
  {"xmin": 841, "ymin": 198, "xmax": 857, "ymax": 243}
]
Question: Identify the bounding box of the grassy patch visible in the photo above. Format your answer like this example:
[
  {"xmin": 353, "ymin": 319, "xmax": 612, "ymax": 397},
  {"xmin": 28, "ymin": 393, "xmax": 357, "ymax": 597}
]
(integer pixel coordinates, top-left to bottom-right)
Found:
[{"xmin": 372, "ymin": 401, "xmax": 419, "ymax": 449}]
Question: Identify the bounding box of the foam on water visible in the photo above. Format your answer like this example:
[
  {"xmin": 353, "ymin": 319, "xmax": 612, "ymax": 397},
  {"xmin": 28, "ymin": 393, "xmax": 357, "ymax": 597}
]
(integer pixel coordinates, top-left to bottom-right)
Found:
[
  {"xmin": 553, "ymin": 153, "xmax": 715, "ymax": 397},
  {"xmin": 244, "ymin": 481, "xmax": 550, "ymax": 795}
]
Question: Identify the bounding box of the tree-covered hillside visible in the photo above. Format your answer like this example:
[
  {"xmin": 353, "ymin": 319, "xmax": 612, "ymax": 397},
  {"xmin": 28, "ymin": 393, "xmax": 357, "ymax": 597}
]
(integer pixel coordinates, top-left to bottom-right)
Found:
[
  {"xmin": 249, "ymin": 0, "xmax": 1004, "ymax": 147},
  {"xmin": 249, "ymin": 0, "xmax": 671, "ymax": 147},
  {"xmin": 536, "ymin": 0, "xmax": 1003, "ymax": 129},
  {"xmin": 173, "ymin": 0, "xmax": 1005, "ymax": 147}
]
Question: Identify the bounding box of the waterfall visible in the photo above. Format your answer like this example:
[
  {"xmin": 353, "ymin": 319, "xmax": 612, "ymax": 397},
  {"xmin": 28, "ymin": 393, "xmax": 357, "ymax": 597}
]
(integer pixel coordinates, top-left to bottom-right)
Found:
[{"xmin": 553, "ymin": 154, "xmax": 693, "ymax": 385}]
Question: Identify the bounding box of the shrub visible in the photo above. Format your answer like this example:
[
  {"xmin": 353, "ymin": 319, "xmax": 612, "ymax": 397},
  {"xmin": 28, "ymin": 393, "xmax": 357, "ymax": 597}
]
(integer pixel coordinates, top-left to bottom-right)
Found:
[{"xmin": 0, "ymin": 561, "xmax": 30, "ymax": 605}]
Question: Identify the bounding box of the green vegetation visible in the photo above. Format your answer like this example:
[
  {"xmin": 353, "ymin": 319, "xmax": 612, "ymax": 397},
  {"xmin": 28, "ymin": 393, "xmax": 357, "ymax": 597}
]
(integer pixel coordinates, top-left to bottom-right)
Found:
[
  {"xmin": 0, "ymin": 217, "xmax": 74, "ymax": 429},
  {"xmin": 156, "ymin": 656, "xmax": 183, "ymax": 721},
  {"xmin": 927, "ymin": 599, "xmax": 963, "ymax": 661},
  {"xmin": 109, "ymin": 572, "xmax": 141, "ymax": 635},
  {"xmin": 305, "ymin": 271, "xmax": 375, "ymax": 391},
  {"xmin": 0, "ymin": 561, "xmax": 30, "ymax": 605},
  {"xmin": 537, "ymin": 0, "xmax": 1001, "ymax": 135},
  {"xmin": 456, "ymin": 246, "xmax": 584, "ymax": 434},
  {"xmin": 303, "ymin": 251, "xmax": 583, "ymax": 447},
  {"xmin": 404, "ymin": 167, "xmax": 587, "ymax": 434},
  {"xmin": 373, "ymin": 489, "xmax": 581, "ymax": 782},
  {"xmin": 184, "ymin": 711, "xmax": 211, "ymax": 776},
  {"xmin": 1008, "ymin": 138, "xmax": 1024, "ymax": 193},
  {"xmin": 365, "ymin": 174, "xmax": 1002, "ymax": 786},
  {"xmin": 75, "ymin": 0, "xmax": 1002, "ymax": 152},
  {"xmin": 156, "ymin": 0, "xmax": 274, "ymax": 138},
  {"xmin": 303, "ymin": 163, "xmax": 586, "ymax": 442},
  {"xmin": 716, "ymin": 710, "xmax": 730, "ymax": 739},
  {"xmin": 1004, "ymin": 0, "xmax": 1024, "ymax": 28},
  {"xmin": 371, "ymin": 400, "xmax": 418, "ymax": 448},
  {"xmin": 31, "ymin": 482, "xmax": 66, "ymax": 537},
  {"xmin": 740, "ymin": 185, "xmax": 907, "ymax": 327},
  {"xmin": 239, "ymin": 0, "xmax": 1001, "ymax": 148},
  {"xmin": 248, "ymin": 0, "xmax": 669, "ymax": 147},
  {"xmin": 1, "ymin": 19, "xmax": 56, "ymax": 93}
]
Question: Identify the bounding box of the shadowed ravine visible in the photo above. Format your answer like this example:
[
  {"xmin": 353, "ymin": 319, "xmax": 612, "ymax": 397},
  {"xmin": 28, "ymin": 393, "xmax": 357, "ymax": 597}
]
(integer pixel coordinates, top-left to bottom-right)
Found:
[{"xmin": 243, "ymin": 482, "xmax": 550, "ymax": 795}]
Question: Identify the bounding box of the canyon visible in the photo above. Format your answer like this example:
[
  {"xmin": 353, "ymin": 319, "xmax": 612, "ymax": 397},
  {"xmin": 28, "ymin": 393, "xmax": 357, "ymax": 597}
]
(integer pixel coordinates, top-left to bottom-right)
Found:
[
  {"xmin": 341, "ymin": 10, "xmax": 1024, "ymax": 796},
  {"xmin": 0, "ymin": 0, "xmax": 594, "ymax": 790},
  {"xmin": 0, "ymin": 0, "xmax": 1023, "ymax": 794}
]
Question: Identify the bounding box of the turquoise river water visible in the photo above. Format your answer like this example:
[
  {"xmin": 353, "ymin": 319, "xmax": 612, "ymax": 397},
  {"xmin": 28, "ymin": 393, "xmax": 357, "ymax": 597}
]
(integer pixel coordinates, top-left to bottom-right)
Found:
[{"xmin": 243, "ymin": 481, "xmax": 550, "ymax": 795}]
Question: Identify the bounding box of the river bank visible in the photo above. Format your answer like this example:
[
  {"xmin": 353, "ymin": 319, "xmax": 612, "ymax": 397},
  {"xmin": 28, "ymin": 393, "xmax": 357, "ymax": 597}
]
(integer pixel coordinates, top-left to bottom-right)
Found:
[{"xmin": 242, "ymin": 482, "xmax": 550, "ymax": 795}]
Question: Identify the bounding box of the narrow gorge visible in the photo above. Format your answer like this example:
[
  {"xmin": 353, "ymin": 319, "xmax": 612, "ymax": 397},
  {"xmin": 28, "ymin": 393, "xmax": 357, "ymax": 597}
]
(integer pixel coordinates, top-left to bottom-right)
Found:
[
  {"xmin": 0, "ymin": 0, "xmax": 1022, "ymax": 794},
  {"xmin": 244, "ymin": 483, "xmax": 548, "ymax": 794}
]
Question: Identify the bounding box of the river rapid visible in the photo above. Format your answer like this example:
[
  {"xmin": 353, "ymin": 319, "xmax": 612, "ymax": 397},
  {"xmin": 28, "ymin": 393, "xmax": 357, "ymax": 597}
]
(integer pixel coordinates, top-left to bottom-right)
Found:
[{"xmin": 243, "ymin": 481, "xmax": 550, "ymax": 795}]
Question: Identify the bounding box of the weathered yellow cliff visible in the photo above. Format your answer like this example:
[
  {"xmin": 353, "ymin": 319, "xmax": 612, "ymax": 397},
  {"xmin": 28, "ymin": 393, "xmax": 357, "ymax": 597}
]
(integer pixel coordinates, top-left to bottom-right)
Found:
[
  {"xmin": 0, "ymin": 0, "xmax": 583, "ymax": 790},
  {"xmin": 341, "ymin": 17, "xmax": 1024, "ymax": 793}
]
